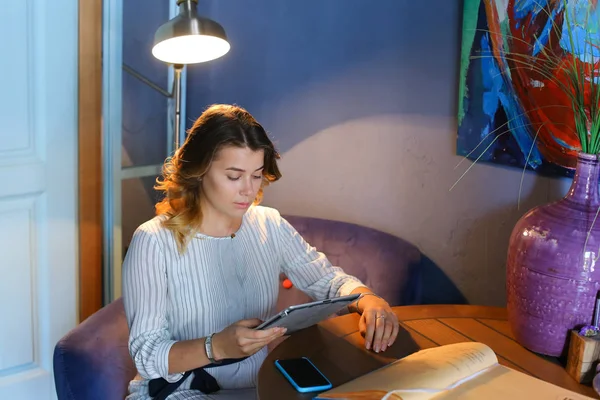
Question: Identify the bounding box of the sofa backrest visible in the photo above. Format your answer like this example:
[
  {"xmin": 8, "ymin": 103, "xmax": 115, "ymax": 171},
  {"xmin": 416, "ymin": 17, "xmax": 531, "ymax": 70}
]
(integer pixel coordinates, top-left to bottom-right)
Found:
[{"xmin": 276, "ymin": 215, "xmax": 422, "ymax": 312}]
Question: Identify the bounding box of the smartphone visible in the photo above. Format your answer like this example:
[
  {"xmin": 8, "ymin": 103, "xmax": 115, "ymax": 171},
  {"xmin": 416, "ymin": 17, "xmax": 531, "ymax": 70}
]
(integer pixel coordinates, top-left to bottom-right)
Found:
[{"xmin": 274, "ymin": 357, "xmax": 333, "ymax": 393}]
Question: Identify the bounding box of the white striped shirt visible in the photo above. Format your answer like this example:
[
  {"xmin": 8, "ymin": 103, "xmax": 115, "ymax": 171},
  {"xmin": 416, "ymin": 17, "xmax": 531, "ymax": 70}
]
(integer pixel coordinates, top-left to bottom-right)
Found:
[{"xmin": 122, "ymin": 205, "xmax": 365, "ymax": 399}]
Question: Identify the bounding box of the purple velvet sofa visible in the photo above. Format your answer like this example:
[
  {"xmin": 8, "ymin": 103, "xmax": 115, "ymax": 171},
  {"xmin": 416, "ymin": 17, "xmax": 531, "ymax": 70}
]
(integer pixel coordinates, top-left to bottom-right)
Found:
[{"xmin": 53, "ymin": 215, "xmax": 423, "ymax": 400}]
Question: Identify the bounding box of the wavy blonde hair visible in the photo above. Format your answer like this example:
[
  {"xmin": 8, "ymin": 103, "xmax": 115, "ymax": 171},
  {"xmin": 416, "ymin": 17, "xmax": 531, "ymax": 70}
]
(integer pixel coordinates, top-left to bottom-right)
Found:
[{"xmin": 154, "ymin": 104, "xmax": 282, "ymax": 253}]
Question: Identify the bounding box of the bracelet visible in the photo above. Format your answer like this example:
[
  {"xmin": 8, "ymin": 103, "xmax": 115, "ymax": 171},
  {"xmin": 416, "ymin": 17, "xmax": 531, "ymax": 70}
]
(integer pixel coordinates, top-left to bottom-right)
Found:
[
  {"xmin": 355, "ymin": 293, "xmax": 384, "ymax": 313},
  {"xmin": 204, "ymin": 333, "xmax": 222, "ymax": 364}
]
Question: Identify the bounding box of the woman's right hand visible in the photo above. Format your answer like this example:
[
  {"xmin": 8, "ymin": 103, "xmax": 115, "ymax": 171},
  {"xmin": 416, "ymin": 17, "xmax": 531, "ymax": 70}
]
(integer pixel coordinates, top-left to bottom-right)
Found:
[{"xmin": 211, "ymin": 318, "xmax": 287, "ymax": 360}]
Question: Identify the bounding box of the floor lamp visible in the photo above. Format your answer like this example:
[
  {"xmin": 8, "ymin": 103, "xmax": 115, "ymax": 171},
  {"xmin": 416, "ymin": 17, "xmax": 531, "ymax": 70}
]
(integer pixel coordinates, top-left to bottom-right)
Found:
[
  {"xmin": 108, "ymin": 0, "xmax": 229, "ymax": 302},
  {"xmin": 124, "ymin": 0, "xmax": 230, "ymax": 149}
]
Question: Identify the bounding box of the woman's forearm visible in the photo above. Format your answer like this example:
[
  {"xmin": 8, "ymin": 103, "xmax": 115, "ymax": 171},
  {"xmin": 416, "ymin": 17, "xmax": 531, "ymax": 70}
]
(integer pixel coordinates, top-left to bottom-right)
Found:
[{"xmin": 168, "ymin": 338, "xmax": 212, "ymax": 374}]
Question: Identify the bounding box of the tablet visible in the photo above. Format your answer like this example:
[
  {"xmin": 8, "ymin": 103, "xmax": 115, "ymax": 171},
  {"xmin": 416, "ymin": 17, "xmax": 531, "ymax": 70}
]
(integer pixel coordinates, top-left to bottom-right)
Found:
[{"xmin": 256, "ymin": 293, "xmax": 361, "ymax": 334}]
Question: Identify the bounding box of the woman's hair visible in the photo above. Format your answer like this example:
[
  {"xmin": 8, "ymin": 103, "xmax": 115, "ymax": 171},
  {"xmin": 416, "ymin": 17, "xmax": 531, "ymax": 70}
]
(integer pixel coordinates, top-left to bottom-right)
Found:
[{"xmin": 154, "ymin": 104, "xmax": 282, "ymax": 252}]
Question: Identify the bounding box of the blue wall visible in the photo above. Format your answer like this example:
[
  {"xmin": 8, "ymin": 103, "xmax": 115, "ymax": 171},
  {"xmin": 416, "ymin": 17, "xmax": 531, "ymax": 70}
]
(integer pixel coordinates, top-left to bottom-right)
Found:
[
  {"xmin": 118, "ymin": 0, "xmax": 565, "ymax": 306},
  {"xmin": 186, "ymin": 1, "xmax": 466, "ymax": 305},
  {"xmin": 186, "ymin": 0, "xmax": 459, "ymax": 153}
]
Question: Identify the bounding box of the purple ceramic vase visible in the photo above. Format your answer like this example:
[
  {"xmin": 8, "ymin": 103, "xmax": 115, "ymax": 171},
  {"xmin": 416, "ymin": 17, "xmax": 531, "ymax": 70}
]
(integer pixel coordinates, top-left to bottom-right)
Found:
[{"xmin": 507, "ymin": 152, "xmax": 600, "ymax": 356}]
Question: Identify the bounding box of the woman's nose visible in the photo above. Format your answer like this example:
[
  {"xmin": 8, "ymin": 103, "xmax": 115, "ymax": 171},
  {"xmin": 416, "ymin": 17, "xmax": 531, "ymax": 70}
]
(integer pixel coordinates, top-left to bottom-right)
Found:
[{"xmin": 240, "ymin": 178, "xmax": 253, "ymax": 195}]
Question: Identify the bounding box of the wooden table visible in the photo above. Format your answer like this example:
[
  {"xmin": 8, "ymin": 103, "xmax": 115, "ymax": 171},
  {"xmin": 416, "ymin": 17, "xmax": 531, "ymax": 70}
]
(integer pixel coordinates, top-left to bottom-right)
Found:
[{"xmin": 257, "ymin": 305, "xmax": 598, "ymax": 399}]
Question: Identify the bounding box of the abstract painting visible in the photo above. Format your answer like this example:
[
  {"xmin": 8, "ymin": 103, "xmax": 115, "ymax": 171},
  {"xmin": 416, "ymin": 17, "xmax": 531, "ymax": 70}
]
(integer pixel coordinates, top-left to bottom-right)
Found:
[{"xmin": 458, "ymin": 0, "xmax": 600, "ymax": 177}]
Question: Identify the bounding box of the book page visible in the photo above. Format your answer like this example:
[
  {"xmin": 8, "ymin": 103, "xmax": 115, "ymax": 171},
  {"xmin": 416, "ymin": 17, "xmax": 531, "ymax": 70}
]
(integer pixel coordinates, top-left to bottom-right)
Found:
[
  {"xmin": 316, "ymin": 342, "xmax": 498, "ymax": 400},
  {"xmin": 431, "ymin": 364, "xmax": 594, "ymax": 400}
]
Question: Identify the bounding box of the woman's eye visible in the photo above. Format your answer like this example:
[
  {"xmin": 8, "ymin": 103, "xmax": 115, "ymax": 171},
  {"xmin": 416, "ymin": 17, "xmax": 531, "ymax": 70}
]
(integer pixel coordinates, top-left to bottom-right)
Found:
[
  {"xmin": 252, "ymin": 175, "xmax": 262, "ymax": 180},
  {"xmin": 227, "ymin": 176, "xmax": 241, "ymax": 181}
]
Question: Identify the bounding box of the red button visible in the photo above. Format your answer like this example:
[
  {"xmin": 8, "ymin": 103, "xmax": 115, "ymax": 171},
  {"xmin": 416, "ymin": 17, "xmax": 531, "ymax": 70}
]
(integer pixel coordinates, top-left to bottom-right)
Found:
[{"xmin": 282, "ymin": 279, "xmax": 293, "ymax": 289}]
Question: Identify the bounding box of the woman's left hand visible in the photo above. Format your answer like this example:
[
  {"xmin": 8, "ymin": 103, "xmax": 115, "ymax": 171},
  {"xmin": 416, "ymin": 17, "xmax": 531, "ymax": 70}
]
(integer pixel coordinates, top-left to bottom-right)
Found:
[{"xmin": 357, "ymin": 295, "xmax": 399, "ymax": 353}]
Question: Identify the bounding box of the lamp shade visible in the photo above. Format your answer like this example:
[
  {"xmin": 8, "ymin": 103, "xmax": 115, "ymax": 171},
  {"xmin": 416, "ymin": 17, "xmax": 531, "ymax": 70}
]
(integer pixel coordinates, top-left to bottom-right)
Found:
[{"xmin": 152, "ymin": 0, "xmax": 230, "ymax": 64}]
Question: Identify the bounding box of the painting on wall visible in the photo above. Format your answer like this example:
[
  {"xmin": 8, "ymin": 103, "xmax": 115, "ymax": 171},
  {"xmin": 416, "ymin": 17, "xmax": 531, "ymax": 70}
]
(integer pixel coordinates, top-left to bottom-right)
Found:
[{"xmin": 457, "ymin": 0, "xmax": 600, "ymax": 178}]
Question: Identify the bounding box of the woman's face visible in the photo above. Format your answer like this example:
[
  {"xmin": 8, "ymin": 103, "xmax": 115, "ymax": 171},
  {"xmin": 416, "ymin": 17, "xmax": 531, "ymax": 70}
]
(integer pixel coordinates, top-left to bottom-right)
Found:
[{"xmin": 200, "ymin": 145, "xmax": 265, "ymax": 220}]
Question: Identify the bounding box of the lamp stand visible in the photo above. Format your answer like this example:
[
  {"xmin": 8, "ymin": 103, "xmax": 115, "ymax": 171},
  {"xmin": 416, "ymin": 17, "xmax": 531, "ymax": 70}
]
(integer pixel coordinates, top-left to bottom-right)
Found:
[
  {"xmin": 122, "ymin": 63, "xmax": 185, "ymax": 151},
  {"xmin": 173, "ymin": 64, "xmax": 183, "ymax": 149}
]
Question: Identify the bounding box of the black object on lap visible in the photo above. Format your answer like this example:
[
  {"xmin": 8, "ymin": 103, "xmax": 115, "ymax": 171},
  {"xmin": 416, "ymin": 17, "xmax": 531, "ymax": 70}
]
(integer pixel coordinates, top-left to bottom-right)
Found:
[{"xmin": 148, "ymin": 357, "xmax": 248, "ymax": 400}]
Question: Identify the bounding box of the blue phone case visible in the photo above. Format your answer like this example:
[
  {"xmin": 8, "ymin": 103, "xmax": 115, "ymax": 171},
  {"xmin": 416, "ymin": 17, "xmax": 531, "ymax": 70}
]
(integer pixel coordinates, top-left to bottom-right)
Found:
[{"xmin": 274, "ymin": 357, "xmax": 333, "ymax": 393}]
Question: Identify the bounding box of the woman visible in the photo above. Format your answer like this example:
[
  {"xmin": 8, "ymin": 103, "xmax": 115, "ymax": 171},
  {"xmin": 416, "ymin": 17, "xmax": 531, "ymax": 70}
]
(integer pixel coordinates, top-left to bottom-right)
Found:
[{"xmin": 123, "ymin": 104, "xmax": 399, "ymax": 400}]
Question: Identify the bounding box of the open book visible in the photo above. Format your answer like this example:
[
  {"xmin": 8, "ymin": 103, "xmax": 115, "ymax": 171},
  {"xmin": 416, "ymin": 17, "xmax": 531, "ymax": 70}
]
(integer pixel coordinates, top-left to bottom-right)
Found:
[{"xmin": 315, "ymin": 342, "xmax": 594, "ymax": 400}]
